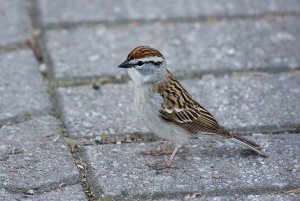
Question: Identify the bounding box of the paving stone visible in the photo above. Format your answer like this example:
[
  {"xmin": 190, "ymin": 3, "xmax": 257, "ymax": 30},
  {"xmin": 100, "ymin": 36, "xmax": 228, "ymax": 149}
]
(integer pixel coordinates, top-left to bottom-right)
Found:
[
  {"xmin": 0, "ymin": 185, "xmax": 86, "ymax": 201},
  {"xmin": 142, "ymin": 193, "xmax": 300, "ymax": 201},
  {"xmin": 0, "ymin": 116, "xmax": 79, "ymax": 191},
  {"xmin": 57, "ymin": 72, "xmax": 300, "ymax": 138},
  {"xmin": 37, "ymin": 0, "xmax": 300, "ymax": 25},
  {"xmin": 0, "ymin": 0, "xmax": 31, "ymax": 47},
  {"xmin": 85, "ymin": 134, "xmax": 300, "ymax": 199},
  {"xmin": 145, "ymin": 193, "xmax": 300, "ymax": 200},
  {"xmin": 0, "ymin": 50, "xmax": 51, "ymax": 122},
  {"xmin": 45, "ymin": 16, "xmax": 300, "ymax": 79},
  {"xmin": 220, "ymin": 194, "xmax": 299, "ymax": 201}
]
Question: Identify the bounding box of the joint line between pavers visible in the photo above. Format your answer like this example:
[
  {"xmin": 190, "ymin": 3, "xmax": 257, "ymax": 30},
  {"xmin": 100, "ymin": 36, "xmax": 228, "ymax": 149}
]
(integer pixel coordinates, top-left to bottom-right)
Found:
[
  {"xmin": 0, "ymin": 109, "xmax": 51, "ymax": 127},
  {"xmin": 0, "ymin": 42, "xmax": 29, "ymax": 54},
  {"xmin": 43, "ymin": 11, "xmax": 300, "ymax": 31},
  {"xmin": 26, "ymin": 0, "xmax": 57, "ymax": 80},
  {"xmin": 112, "ymin": 184, "xmax": 300, "ymax": 200},
  {"xmin": 0, "ymin": 175, "xmax": 80, "ymax": 195},
  {"xmin": 46, "ymin": 67, "xmax": 300, "ymax": 89},
  {"xmin": 26, "ymin": 1, "xmax": 100, "ymax": 200},
  {"xmin": 47, "ymin": 75, "xmax": 130, "ymax": 90},
  {"xmin": 68, "ymin": 146, "xmax": 106, "ymax": 199},
  {"xmin": 71, "ymin": 126, "xmax": 300, "ymax": 147},
  {"xmin": 43, "ymin": 75, "xmax": 103, "ymax": 200}
]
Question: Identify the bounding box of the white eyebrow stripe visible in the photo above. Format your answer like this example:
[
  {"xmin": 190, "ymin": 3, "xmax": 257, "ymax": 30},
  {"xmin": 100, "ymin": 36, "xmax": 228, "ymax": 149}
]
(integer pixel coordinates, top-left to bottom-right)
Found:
[{"xmin": 129, "ymin": 56, "xmax": 164, "ymax": 64}]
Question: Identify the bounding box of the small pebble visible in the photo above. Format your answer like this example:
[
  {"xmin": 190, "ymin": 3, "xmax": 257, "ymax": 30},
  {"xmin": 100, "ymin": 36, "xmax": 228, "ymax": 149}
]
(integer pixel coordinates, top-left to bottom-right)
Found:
[
  {"xmin": 92, "ymin": 83, "xmax": 100, "ymax": 90},
  {"xmin": 113, "ymin": 160, "xmax": 119, "ymax": 168},
  {"xmin": 285, "ymin": 165, "xmax": 294, "ymax": 171},
  {"xmin": 88, "ymin": 55, "xmax": 100, "ymax": 63},
  {"xmin": 39, "ymin": 63, "xmax": 47, "ymax": 74},
  {"xmin": 226, "ymin": 48, "xmax": 236, "ymax": 56},
  {"xmin": 83, "ymin": 121, "xmax": 92, "ymax": 129},
  {"xmin": 212, "ymin": 171, "xmax": 220, "ymax": 179},
  {"xmin": 25, "ymin": 189, "xmax": 34, "ymax": 195},
  {"xmin": 95, "ymin": 136, "xmax": 102, "ymax": 144},
  {"xmin": 212, "ymin": 173, "xmax": 220, "ymax": 179}
]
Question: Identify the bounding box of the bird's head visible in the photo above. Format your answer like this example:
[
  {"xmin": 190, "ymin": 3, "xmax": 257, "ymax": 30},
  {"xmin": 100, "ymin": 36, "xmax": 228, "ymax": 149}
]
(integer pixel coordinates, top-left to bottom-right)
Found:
[{"xmin": 118, "ymin": 46, "xmax": 167, "ymax": 85}]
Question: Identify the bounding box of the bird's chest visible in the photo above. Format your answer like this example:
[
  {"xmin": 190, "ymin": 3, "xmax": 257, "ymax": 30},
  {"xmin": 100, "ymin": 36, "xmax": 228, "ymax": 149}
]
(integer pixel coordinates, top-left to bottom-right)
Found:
[{"xmin": 133, "ymin": 86, "xmax": 163, "ymax": 129}]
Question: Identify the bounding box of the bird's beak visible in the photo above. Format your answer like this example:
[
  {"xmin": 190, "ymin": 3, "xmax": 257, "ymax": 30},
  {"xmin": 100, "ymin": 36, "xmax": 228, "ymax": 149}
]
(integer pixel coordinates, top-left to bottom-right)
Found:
[{"xmin": 118, "ymin": 58, "xmax": 132, "ymax": 68}]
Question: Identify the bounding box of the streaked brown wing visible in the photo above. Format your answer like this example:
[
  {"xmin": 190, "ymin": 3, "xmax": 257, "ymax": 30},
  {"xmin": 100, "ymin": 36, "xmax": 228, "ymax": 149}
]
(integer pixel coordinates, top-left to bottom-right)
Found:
[
  {"xmin": 157, "ymin": 72, "xmax": 223, "ymax": 135},
  {"xmin": 160, "ymin": 100, "xmax": 222, "ymax": 134}
]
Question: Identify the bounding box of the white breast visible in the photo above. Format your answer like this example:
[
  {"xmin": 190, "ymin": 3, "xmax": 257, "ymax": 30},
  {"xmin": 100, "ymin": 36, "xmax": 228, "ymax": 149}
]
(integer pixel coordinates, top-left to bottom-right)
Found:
[{"xmin": 132, "ymin": 84, "xmax": 190, "ymax": 145}]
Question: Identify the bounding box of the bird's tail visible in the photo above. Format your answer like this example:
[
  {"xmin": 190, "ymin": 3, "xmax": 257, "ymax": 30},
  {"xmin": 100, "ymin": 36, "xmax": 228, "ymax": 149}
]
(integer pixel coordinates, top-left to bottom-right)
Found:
[{"xmin": 220, "ymin": 128, "xmax": 268, "ymax": 157}]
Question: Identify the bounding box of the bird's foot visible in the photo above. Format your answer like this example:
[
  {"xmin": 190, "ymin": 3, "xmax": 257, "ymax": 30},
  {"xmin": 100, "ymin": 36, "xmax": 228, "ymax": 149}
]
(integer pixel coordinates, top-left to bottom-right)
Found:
[{"xmin": 146, "ymin": 162, "xmax": 178, "ymax": 170}]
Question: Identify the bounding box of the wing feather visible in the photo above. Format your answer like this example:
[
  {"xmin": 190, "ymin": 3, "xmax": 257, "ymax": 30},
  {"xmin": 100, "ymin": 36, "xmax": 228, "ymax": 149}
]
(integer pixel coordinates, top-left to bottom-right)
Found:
[{"xmin": 157, "ymin": 72, "xmax": 224, "ymax": 135}]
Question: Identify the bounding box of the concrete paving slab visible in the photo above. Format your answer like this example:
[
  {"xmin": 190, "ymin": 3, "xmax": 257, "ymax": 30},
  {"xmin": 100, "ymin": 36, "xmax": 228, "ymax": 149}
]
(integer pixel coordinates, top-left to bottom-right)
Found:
[
  {"xmin": 0, "ymin": 0, "xmax": 31, "ymax": 47},
  {"xmin": 85, "ymin": 134, "xmax": 300, "ymax": 199},
  {"xmin": 210, "ymin": 194, "xmax": 299, "ymax": 201},
  {"xmin": 145, "ymin": 193, "xmax": 300, "ymax": 200},
  {"xmin": 57, "ymin": 72, "xmax": 300, "ymax": 138},
  {"xmin": 45, "ymin": 16, "xmax": 300, "ymax": 79},
  {"xmin": 37, "ymin": 0, "xmax": 300, "ymax": 25},
  {"xmin": 0, "ymin": 185, "xmax": 86, "ymax": 201},
  {"xmin": 0, "ymin": 116, "xmax": 79, "ymax": 192},
  {"xmin": 0, "ymin": 50, "xmax": 51, "ymax": 122}
]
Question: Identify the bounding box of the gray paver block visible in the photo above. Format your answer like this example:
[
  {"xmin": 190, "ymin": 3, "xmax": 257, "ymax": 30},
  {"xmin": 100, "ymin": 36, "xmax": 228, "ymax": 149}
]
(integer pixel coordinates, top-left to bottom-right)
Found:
[
  {"xmin": 0, "ymin": 0, "xmax": 31, "ymax": 47},
  {"xmin": 146, "ymin": 193, "xmax": 300, "ymax": 200},
  {"xmin": 85, "ymin": 134, "xmax": 300, "ymax": 199},
  {"xmin": 0, "ymin": 185, "xmax": 86, "ymax": 201},
  {"xmin": 57, "ymin": 72, "xmax": 300, "ymax": 138},
  {"xmin": 0, "ymin": 50, "xmax": 51, "ymax": 121},
  {"xmin": 0, "ymin": 116, "xmax": 79, "ymax": 191},
  {"xmin": 236, "ymin": 194, "xmax": 300, "ymax": 201},
  {"xmin": 38, "ymin": 0, "xmax": 300, "ymax": 25},
  {"xmin": 220, "ymin": 194, "xmax": 299, "ymax": 201},
  {"xmin": 45, "ymin": 16, "xmax": 300, "ymax": 79}
]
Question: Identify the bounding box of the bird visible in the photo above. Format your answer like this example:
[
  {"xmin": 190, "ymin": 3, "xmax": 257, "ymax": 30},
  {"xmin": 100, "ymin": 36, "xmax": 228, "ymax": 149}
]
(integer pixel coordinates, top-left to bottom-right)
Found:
[{"xmin": 118, "ymin": 46, "xmax": 267, "ymax": 169}]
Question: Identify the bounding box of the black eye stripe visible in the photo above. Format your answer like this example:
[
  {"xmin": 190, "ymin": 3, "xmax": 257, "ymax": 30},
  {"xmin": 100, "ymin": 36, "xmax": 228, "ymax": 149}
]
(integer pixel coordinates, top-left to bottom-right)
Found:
[
  {"xmin": 152, "ymin": 61, "xmax": 162, "ymax": 65},
  {"xmin": 133, "ymin": 61, "xmax": 162, "ymax": 67}
]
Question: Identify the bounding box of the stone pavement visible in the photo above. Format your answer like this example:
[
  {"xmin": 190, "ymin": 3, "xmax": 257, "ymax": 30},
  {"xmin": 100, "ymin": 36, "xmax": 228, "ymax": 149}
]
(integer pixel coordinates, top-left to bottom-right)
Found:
[{"xmin": 0, "ymin": 0, "xmax": 300, "ymax": 200}]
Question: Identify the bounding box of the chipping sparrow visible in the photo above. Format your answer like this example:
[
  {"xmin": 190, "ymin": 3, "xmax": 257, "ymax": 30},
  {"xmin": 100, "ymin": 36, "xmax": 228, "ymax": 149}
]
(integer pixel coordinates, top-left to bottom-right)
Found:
[{"xmin": 118, "ymin": 46, "xmax": 267, "ymax": 169}]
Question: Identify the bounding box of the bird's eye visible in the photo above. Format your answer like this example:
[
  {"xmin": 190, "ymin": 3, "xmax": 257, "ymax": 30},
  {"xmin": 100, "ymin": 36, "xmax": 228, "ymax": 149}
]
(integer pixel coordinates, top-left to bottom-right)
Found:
[{"xmin": 137, "ymin": 61, "xmax": 144, "ymax": 66}]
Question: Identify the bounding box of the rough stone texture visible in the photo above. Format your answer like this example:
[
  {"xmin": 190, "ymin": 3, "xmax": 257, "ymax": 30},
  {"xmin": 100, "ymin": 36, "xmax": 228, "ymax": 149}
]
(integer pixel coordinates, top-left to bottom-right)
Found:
[
  {"xmin": 0, "ymin": 185, "xmax": 86, "ymax": 201},
  {"xmin": 57, "ymin": 72, "xmax": 300, "ymax": 138},
  {"xmin": 0, "ymin": 0, "xmax": 31, "ymax": 47},
  {"xmin": 145, "ymin": 193, "xmax": 300, "ymax": 200},
  {"xmin": 0, "ymin": 116, "xmax": 79, "ymax": 191},
  {"xmin": 1, "ymin": 0, "xmax": 299, "ymax": 199},
  {"xmin": 210, "ymin": 194, "xmax": 300, "ymax": 201},
  {"xmin": 45, "ymin": 16, "xmax": 300, "ymax": 79},
  {"xmin": 37, "ymin": 0, "xmax": 300, "ymax": 25},
  {"xmin": 144, "ymin": 194, "xmax": 300, "ymax": 201},
  {"xmin": 0, "ymin": 50, "xmax": 51, "ymax": 121},
  {"xmin": 85, "ymin": 134, "xmax": 300, "ymax": 199}
]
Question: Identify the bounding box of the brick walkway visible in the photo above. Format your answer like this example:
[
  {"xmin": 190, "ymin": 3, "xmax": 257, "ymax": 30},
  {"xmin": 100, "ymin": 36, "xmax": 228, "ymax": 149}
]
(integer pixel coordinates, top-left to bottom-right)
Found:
[{"xmin": 0, "ymin": 0, "xmax": 300, "ymax": 200}]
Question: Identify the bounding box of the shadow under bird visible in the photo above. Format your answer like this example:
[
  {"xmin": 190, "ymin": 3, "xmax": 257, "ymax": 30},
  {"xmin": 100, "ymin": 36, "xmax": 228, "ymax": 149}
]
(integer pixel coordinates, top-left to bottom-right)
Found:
[{"xmin": 118, "ymin": 46, "xmax": 267, "ymax": 169}]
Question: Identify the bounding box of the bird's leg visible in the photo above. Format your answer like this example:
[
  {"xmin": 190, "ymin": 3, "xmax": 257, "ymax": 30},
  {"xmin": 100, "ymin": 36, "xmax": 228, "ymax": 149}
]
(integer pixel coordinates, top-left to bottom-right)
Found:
[
  {"xmin": 147, "ymin": 145, "xmax": 182, "ymax": 170},
  {"xmin": 141, "ymin": 141, "xmax": 170, "ymax": 156},
  {"xmin": 166, "ymin": 145, "xmax": 181, "ymax": 166}
]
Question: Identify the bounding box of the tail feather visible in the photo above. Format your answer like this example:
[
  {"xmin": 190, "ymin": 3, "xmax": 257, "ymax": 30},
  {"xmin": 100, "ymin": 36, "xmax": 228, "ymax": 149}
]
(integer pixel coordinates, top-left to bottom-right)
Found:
[
  {"xmin": 231, "ymin": 134, "xmax": 268, "ymax": 157},
  {"xmin": 219, "ymin": 128, "xmax": 268, "ymax": 157}
]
